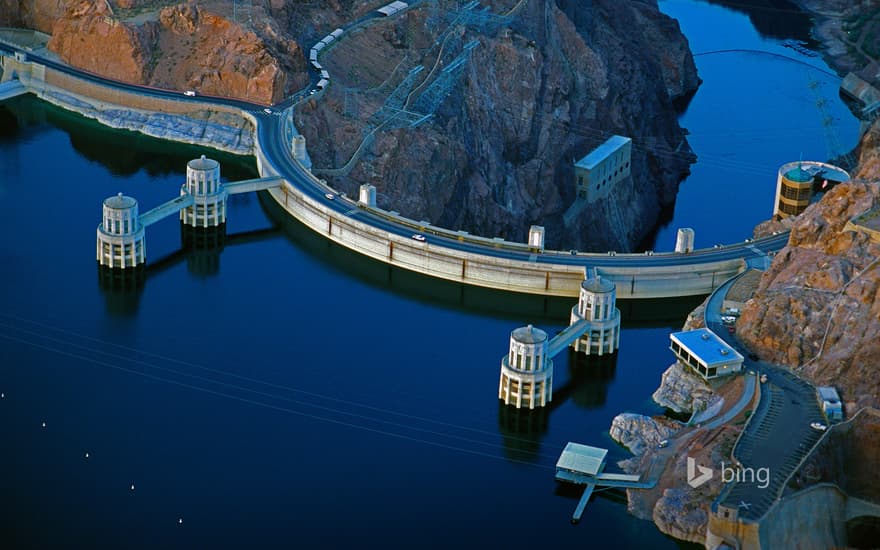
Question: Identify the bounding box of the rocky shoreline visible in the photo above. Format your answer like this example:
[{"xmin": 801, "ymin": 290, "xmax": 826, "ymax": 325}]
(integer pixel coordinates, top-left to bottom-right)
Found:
[
  {"xmin": 38, "ymin": 87, "xmax": 255, "ymax": 155},
  {"xmin": 607, "ymin": 3, "xmax": 880, "ymax": 545}
]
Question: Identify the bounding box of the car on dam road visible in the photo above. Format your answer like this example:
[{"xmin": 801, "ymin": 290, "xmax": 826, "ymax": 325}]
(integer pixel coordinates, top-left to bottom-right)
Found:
[
  {"xmin": 324, "ymin": 193, "xmax": 335, "ymax": 200},
  {"xmin": 411, "ymin": 234, "xmax": 426, "ymax": 242}
]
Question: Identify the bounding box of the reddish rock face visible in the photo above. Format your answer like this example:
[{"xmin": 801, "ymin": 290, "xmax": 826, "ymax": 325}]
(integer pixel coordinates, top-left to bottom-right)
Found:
[
  {"xmin": 738, "ymin": 176, "xmax": 880, "ymax": 411},
  {"xmin": 0, "ymin": 0, "xmax": 68, "ymax": 33},
  {"xmin": 147, "ymin": 9, "xmax": 296, "ymax": 105},
  {"xmin": 39, "ymin": 0, "xmax": 306, "ymax": 105},
  {"xmin": 48, "ymin": 0, "xmax": 157, "ymax": 84}
]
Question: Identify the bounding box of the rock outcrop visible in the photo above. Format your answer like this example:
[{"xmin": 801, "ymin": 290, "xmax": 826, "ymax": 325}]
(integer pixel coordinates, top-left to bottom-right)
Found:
[
  {"xmin": 652, "ymin": 487, "xmax": 710, "ymax": 544},
  {"xmin": 0, "ymin": 0, "xmax": 68, "ymax": 33},
  {"xmin": 610, "ymin": 413, "xmax": 683, "ymax": 455},
  {"xmin": 145, "ymin": 4, "xmax": 306, "ymax": 104},
  {"xmin": 298, "ymin": 0, "xmax": 700, "ymax": 251},
  {"xmin": 854, "ymin": 118, "xmax": 880, "ymax": 181},
  {"xmin": 737, "ymin": 178, "xmax": 880, "ymax": 411},
  {"xmin": 47, "ymin": 0, "xmax": 158, "ymax": 84},
  {"xmin": 6, "ymin": 0, "xmax": 309, "ymax": 104},
  {"xmin": 652, "ymin": 362, "xmax": 716, "ymax": 415}
]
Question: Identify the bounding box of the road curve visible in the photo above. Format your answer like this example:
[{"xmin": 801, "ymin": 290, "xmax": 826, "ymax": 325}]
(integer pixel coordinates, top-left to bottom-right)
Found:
[{"xmin": 0, "ymin": 41, "xmax": 791, "ymax": 293}]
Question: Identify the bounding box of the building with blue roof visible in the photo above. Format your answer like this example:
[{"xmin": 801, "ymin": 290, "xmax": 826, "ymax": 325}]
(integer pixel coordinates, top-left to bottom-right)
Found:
[{"xmin": 669, "ymin": 328, "xmax": 744, "ymax": 380}]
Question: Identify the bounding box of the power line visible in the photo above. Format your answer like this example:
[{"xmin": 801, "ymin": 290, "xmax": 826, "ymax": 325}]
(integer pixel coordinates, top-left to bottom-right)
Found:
[{"xmin": 0, "ymin": 312, "xmax": 571, "ymax": 463}]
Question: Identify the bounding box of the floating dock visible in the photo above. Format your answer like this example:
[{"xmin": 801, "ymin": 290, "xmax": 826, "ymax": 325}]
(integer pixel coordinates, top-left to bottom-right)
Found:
[{"xmin": 555, "ymin": 442, "xmax": 655, "ymax": 522}]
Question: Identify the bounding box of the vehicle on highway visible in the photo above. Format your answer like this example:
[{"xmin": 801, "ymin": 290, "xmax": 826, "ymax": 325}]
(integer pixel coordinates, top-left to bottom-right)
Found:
[
  {"xmin": 657, "ymin": 439, "xmax": 669, "ymax": 449},
  {"xmin": 721, "ymin": 315, "xmax": 736, "ymax": 325},
  {"xmin": 184, "ymin": 90, "xmax": 196, "ymax": 96},
  {"xmin": 411, "ymin": 234, "xmax": 426, "ymax": 242},
  {"xmin": 810, "ymin": 422, "xmax": 827, "ymax": 431},
  {"xmin": 263, "ymin": 108, "xmax": 272, "ymax": 114},
  {"xmin": 324, "ymin": 193, "xmax": 335, "ymax": 200},
  {"xmin": 760, "ymin": 374, "xmax": 768, "ymax": 383}
]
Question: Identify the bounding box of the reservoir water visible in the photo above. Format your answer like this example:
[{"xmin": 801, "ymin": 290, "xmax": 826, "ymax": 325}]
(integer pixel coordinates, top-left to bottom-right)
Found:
[{"xmin": 0, "ymin": 1, "xmax": 857, "ymax": 547}]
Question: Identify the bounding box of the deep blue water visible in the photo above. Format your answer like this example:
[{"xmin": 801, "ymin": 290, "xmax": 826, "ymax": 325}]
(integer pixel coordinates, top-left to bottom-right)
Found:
[
  {"xmin": 0, "ymin": 1, "xmax": 857, "ymax": 547},
  {"xmin": 649, "ymin": 0, "xmax": 857, "ymax": 250}
]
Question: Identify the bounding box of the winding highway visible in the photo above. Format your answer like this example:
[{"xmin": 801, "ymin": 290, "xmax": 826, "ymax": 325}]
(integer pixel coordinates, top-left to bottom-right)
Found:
[
  {"xmin": 256, "ymin": 108, "xmax": 789, "ymax": 269},
  {"xmin": 0, "ymin": 37, "xmax": 792, "ymax": 293}
]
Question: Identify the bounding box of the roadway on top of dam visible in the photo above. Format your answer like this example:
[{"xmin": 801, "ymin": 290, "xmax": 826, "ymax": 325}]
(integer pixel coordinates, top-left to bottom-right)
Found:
[{"xmin": 0, "ymin": 40, "xmax": 790, "ymax": 275}]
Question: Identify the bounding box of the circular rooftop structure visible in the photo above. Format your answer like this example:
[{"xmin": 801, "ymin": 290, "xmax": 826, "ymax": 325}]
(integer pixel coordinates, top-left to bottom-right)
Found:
[
  {"xmin": 581, "ymin": 276, "xmax": 615, "ymax": 294},
  {"xmin": 188, "ymin": 154, "xmax": 219, "ymax": 171},
  {"xmin": 511, "ymin": 325, "xmax": 548, "ymax": 345},
  {"xmin": 779, "ymin": 161, "xmax": 850, "ymax": 184},
  {"xmin": 103, "ymin": 192, "xmax": 137, "ymax": 210},
  {"xmin": 784, "ymin": 166, "xmax": 813, "ymax": 183}
]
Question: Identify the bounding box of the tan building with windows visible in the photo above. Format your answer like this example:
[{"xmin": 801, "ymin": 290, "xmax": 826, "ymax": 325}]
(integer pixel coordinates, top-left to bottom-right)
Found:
[
  {"xmin": 574, "ymin": 135, "xmax": 632, "ymax": 203},
  {"xmin": 773, "ymin": 161, "xmax": 849, "ymax": 219}
]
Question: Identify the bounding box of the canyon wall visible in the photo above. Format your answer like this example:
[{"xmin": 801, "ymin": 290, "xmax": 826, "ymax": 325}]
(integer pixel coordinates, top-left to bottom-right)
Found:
[
  {"xmin": 2, "ymin": 0, "xmax": 308, "ymax": 105},
  {"xmin": 296, "ymin": 0, "xmax": 700, "ymax": 251}
]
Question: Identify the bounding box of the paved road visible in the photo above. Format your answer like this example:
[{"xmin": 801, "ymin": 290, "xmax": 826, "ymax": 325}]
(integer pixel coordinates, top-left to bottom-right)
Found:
[
  {"xmin": 703, "ymin": 277, "xmax": 825, "ymax": 521},
  {"xmin": 0, "ymin": 37, "xmax": 791, "ymax": 273},
  {"xmin": 716, "ymin": 366, "xmax": 824, "ymax": 521}
]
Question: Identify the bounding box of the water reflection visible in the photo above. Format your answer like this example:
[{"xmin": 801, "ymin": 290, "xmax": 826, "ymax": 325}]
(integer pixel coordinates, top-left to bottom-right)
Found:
[
  {"xmin": 497, "ymin": 403, "xmax": 549, "ymax": 463},
  {"xmin": 498, "ymin": 351, "xmax": 619, "ymax": 463},
  {"xmin": 96, "ymin": 265, "xmax": 145, "ymax": 316},
  {"xmin": 0, "ymin": 95, "xmax": 258, "ymax": 180},
  {"xmin": 562, "ymin": 352, "xmax": 619, "ymax": 410},
  {"xmin": 180, "ymin": 224, "xmax": 227, "ymax": 278},
  {"xmin": 258, "ymin": 190, "xmax": 707, "ymax": 326},
  {"xmin": 98, "ymin": 223, "xmax": 281, "ymax": 314},
  {"xmin": 700, "ymin": 0, "xmax": 816, "ymax": 44}
]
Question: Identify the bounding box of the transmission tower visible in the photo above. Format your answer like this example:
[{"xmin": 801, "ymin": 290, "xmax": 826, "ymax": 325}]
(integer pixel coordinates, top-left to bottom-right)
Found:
[
  {"xmin": 371, "ymin": 66, "xmax": 425, "ymax": 127},
  {"xmin": 807, "ymin": 76, "xmax": 856, "ymax": 167},
  {"xmin": 411, "ymin": 40, "xmax": 479, "ymax": 119},
  {"xmin": 450, "ymin": 1, "xmax": 513, "ymax": 33},
  {"xmin": 344, "ymin": 88, "xmax": 360, "ymax": 119}
]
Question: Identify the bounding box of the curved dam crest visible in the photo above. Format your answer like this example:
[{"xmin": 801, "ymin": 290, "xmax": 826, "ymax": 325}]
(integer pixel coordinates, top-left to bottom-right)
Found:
[{"xmin": 0, "ymin": 30, "xmax": 784, "ymax": 299}]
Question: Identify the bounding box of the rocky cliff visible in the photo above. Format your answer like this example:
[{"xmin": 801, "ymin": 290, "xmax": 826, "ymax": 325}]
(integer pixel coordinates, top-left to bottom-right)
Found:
[
  {"xmin": 47, "ymin": 0, "xmax": 157, "ymax": 84},
  {"xmin": 610, "ymin": 413, "xmax": 683, "ymax": 455},
  {"xmin": 738, "ymin": 177, "xmax": 880, "ymax": 411},
  {"xmin": 0, "ymin": 0, "xmax": 68, "ymax": 33},
  {"xmin": 296, "ymin": 0, "xmax": 699, "ymax": 251},
  {"xmin": 2, "ymin": 0, "xmax": 308, "ymax": 105}
]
